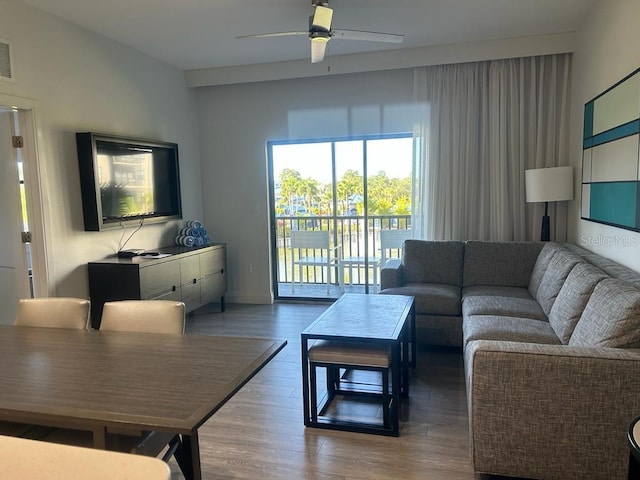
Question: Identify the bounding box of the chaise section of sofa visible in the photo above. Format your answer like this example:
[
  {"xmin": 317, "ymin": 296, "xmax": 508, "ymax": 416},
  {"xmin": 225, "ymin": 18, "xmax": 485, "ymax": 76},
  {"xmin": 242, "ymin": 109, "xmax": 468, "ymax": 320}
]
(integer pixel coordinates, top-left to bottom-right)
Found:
[
  {"xmin": 466, "ymin": 340, "xmax": 640, "ymax": 480},
  {"xmin": 466, "ymin": 245, "xmax": 640, "ymax": 479}
]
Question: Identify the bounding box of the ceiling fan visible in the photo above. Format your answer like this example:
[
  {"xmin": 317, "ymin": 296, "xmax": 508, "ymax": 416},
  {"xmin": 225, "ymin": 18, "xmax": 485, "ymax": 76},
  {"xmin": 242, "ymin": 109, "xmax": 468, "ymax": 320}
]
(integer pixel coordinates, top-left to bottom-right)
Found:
[{"xmin": 237, "ymin": 0, "xmax": 404, "ymax": 64}]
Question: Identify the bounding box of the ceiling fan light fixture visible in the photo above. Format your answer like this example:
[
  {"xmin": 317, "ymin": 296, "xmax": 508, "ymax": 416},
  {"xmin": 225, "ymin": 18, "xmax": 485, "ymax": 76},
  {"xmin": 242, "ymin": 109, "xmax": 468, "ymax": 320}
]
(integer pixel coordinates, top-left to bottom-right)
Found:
[
  {"xmin": 310, "ymin": 35, "xmax": 329, "ymax": 63},
  {"xmin": 239, "ymin": 0, "xmax": 404, "ymax": 64},
  {"xmin": 311, "ymin": 5, "xmax": 333, "ymax": 31}
]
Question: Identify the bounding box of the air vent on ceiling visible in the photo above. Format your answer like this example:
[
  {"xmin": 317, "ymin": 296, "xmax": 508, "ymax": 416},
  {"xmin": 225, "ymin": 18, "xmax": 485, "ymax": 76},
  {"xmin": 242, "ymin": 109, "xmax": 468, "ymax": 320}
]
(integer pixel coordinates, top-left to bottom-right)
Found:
[{"xmin": 0, "ymin": 38, "xmax": 14, "ymax": 82}]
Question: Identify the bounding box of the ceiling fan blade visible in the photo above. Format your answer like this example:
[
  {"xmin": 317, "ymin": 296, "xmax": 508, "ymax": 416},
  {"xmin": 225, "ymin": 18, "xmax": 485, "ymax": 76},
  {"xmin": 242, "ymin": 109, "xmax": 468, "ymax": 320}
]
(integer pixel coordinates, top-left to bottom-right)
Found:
[
  {"xmin": 236, "ymin": 31, "xmax": 308, "ymax": 39},
  {"xmin": 310, "ymin": 38, "xmax": 328, "ymax": 63},
  {"xmin": 332, "ymin": 29, "xmax": 404, "ymax": 44}
]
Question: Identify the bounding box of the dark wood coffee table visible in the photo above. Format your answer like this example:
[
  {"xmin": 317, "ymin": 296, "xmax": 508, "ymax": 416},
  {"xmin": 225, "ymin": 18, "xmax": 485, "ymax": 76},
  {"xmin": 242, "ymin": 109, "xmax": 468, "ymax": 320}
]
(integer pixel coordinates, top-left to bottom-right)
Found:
[{"xmin": 301, "ymin": 293, "xmax": 415, "ymax": 435}]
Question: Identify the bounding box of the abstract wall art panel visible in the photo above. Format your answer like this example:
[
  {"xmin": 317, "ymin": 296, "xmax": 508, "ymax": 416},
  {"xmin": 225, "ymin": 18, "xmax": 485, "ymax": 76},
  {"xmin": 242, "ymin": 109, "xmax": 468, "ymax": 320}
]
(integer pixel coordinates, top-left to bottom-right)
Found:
[
  {"xmin": 589, "ymin": 182, "xmax": 638, "ymax": 229},
  {"xmin": 582, "ymin": 67, "xmax": 640, "ymax": 231}
]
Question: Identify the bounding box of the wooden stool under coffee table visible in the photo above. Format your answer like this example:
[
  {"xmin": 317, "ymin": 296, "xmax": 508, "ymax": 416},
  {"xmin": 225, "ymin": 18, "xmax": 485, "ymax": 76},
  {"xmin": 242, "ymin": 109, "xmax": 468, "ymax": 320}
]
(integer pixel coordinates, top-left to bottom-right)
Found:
[{"xmin": 301, "ymin": 293, "xmax": 415, "ymax": 436}]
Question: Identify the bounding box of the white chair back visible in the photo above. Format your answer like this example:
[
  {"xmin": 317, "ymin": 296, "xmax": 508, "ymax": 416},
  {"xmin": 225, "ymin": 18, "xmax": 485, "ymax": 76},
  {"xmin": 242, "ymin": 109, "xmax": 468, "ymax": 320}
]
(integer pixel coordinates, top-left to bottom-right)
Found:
[
  {"xmin": 290, "ymin": 230, "xmax": 331, "ymax": 250},
  {"xmin": 0, "ymin": 435, "xmax": 171, "ymax": 480},
  {"xmin": 15, "ymin": 298, "xmax": 90, "ymax": 329},
  {"xmin": 380, "ymin": 230, "xmax": 413, "ymax": 264},
  {"xmin": 289, "ymin": 230, "xmax": 340, "ymax": 294},
  {"xmin": 100, "ymin": 300, "xmax": 185, "ymax": 334}
]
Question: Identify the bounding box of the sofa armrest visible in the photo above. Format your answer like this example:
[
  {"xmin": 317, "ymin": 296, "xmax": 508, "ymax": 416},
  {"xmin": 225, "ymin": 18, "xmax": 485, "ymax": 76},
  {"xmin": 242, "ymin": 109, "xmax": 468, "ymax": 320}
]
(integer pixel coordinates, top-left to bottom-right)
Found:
[
  {"xmin": 380, "ymin": 259, "xmax": 403, "ymax": 290},
  {"xmin": 465, "ymin": 340, "xmax": 640, "ymax": 479}
]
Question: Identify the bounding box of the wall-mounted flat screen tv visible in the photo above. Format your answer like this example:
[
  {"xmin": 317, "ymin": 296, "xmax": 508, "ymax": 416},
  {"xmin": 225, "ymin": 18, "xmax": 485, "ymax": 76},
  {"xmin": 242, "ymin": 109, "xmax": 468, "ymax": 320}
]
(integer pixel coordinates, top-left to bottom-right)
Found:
[{"xmin": 77, "ymin": 132, "xmax": 182, "ymax": 231}]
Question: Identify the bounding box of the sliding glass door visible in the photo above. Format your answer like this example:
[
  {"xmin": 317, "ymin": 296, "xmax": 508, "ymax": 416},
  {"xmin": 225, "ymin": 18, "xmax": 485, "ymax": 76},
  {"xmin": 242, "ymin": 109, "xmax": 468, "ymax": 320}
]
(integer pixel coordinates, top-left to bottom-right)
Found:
[{"xmin": 268, "ymin": 134, "xmax": 413, "ymax": 300}]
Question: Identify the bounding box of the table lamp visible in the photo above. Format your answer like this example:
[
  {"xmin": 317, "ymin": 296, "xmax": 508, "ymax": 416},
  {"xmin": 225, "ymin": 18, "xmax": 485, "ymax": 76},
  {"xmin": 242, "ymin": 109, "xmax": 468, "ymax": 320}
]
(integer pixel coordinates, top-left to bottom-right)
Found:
[{"xmin": 525, "ymin": 166, "xmax": 573, "ymax": 241}]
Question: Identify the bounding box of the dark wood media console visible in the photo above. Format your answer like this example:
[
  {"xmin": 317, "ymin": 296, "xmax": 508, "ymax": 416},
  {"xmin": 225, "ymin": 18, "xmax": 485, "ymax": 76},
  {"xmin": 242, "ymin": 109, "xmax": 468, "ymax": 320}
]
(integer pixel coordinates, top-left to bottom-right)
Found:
[{"xmin": 88, "ymin": 244, "xmax": 226, "ymax": 329}]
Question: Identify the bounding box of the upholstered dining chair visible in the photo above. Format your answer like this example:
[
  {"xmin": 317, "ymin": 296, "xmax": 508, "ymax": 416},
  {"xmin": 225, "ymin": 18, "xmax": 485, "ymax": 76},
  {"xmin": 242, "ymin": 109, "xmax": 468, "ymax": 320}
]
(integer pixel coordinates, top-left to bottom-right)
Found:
[
  {"xmin": 14, "ymin": 297, "xmax": 90, "ymax": 329},
  {"xmin": 40, "ymin": 300, "xmax": 187, "ymax": 472},
  {"xmin": 99, "ymin": 300, "xmax": 186, "ymax": 334},
  {"xmin": 101, "ymin": 300, "xmax": 186, "ymax": 465},
  {"xmin": 1, "ymin": 298, "xmax": 90, "ymax": 438}
]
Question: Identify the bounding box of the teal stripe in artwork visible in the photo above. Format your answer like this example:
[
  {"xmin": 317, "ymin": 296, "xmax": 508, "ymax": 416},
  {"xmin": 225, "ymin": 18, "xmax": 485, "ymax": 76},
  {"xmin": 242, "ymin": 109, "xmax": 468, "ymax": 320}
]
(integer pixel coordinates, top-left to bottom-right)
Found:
[
  {"xmin": 584, "ymin": 119, "xmax": 640, "ymax": 149},
  {"xmin": 583, "ymin": 101, "xmax": 594, "ymax": 140},
  {"xmin": 590, "ymin": 181, "xmax": 638, "ymax": 228}
]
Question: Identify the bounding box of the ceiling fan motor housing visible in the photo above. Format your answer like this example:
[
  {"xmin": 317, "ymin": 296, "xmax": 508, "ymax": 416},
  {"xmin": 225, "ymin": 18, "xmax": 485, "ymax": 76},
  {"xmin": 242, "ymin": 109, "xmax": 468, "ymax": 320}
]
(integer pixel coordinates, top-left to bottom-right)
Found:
[{"xmin": 309, "ymin": 30, "xmax": 331, "ymax": 41}]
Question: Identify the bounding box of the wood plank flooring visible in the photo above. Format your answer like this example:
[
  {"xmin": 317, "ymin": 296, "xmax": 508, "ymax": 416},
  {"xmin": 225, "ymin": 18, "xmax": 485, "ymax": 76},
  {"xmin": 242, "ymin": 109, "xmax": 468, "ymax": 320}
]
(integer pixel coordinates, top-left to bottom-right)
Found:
[{"xmin": 175, "ymin": 302, "xmax": 474, "ymax": 479}]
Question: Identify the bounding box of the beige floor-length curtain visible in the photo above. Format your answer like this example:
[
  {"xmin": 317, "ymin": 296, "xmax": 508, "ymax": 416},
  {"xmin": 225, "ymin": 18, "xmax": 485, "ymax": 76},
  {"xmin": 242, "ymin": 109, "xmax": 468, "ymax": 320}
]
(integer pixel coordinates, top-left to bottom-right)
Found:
[{"xmin": 412, "ymin": 54, "xmax": 571, "ymax": 241}]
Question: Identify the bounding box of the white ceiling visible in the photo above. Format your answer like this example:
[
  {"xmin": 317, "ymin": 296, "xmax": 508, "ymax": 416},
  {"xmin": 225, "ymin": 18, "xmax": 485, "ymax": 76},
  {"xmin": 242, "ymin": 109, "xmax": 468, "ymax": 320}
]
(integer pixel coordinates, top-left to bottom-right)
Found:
[{"xmin": 21, "ymin": 0, "xmax": 595, "ymax": 72}]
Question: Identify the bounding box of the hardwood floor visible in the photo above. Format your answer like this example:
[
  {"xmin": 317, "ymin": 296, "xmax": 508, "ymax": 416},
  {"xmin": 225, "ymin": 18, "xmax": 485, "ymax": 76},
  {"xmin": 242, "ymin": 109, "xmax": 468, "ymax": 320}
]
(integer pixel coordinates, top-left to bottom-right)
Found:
[{"xmin": 175, "ymin": 302, "xmax": 474, "ymax": 479}]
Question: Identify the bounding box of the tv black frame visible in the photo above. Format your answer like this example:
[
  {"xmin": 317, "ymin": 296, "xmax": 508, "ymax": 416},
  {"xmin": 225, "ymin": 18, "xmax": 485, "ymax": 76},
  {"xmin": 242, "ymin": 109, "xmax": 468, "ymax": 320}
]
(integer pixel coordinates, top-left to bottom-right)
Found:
[{"xmin": 76, "ymin": 132, "xmax": 182, "ymax": 231}]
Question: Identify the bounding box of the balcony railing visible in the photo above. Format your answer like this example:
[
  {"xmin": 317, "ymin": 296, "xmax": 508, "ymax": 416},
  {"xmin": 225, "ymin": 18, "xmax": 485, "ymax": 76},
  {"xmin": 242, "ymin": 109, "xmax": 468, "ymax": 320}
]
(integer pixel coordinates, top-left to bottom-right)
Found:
[{"xmin": 275, "ymin": 215, "xmax": 411, "ymax": 296}]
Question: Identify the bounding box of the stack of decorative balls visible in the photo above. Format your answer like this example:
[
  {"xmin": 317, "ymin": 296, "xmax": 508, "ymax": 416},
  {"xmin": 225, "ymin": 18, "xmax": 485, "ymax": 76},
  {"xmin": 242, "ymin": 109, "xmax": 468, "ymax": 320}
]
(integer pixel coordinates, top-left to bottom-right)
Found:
[{"xmin": 175, "ymin": 220, "xmax": 212, "ymax": 247}]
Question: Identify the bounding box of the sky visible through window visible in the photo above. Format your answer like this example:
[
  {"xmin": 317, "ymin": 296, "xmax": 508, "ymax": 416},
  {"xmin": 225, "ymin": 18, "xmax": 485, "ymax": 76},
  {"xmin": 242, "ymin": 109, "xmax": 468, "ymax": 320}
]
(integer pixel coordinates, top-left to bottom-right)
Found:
[{"xmin": 272, "ymin": 137, "xmax": 412, "ymax": 184}]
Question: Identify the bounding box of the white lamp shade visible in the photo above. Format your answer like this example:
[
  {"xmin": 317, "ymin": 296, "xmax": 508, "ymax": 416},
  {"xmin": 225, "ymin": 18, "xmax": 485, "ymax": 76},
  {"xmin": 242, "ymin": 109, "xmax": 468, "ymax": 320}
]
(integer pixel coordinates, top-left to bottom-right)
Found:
[{"xmin": 525, "ymin": 166, "xmax": 574, "ymax": 203}]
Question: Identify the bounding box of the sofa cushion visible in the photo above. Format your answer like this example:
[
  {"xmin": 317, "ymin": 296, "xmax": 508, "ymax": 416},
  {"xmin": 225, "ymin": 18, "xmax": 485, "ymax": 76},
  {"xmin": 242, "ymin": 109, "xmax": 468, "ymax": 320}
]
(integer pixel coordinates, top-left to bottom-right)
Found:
[
  {"xmin": 548, "ymin": 262, "xmax": 608, "ymax": 344},
  {"xmin": 463, "ymin": 241, "xmax": 544, "ymax": 288},
  {"xmin": 569, "ymin": 278, "xmax": 640, "ymax": 348},
  {"xmin": 528, "ymin": 242, "xmax": 563, "ymax": 298},
  {"xmin": 462, "ymin": 285, "xmax": 534, "ymax": 300},
  {"xmin": 381, "ymin": 283, "xmax": 461, "ymax": 316},
  {"xmin": 566, "ymin": 243, "xmax": 640, "ymax": 289},
  {"xmin": 462, "ymin": 296, "xmax": 546, "ymax": 321},
  {"xmin": 402, "ymin": 240, "xmax": 464, "ymax": 286},
  {"xmin": 535, "ymin": 248, "xmax": 583, "ymax": 316},
  {"xmin": 463, "ymin": 315, "xmax": 561, "ymax": 345}
]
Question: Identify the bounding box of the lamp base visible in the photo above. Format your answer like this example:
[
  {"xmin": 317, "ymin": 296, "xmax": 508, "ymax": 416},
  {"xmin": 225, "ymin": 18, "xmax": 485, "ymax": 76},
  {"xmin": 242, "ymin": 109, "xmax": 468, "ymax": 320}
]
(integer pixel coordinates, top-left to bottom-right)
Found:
[{"xmin": 540, "ymin": 215, "xmax": 550, "ymax": 242}]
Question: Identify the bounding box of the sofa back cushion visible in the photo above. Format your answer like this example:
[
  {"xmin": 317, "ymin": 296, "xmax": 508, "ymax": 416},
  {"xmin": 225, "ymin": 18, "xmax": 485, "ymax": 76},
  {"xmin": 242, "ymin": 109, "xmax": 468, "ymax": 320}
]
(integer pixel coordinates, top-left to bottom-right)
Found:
[
  {"xmin": 462, "ymin": 241, "xmax": 544, "ymax": 288},
  {"xmin": 565, "ymin": 243, "xmax": 640, "ymax": 289},
  {"xmin": 402, "ymin": 240, "xmax": 464, "ymax": 286},
  {"xmin": 535, "ymin": 247, "xmax": 583, "ymax": 316},
  {"xmin": 569, "ymin": 278, "xmax": 640, "ymax": 348},
  {"xmin": 548, "ymin": 262, "xmax": 608, "ymax": 344},
  {"xmin": 528, "ymin": 242, "xmax": 563, "ymax": 297}
]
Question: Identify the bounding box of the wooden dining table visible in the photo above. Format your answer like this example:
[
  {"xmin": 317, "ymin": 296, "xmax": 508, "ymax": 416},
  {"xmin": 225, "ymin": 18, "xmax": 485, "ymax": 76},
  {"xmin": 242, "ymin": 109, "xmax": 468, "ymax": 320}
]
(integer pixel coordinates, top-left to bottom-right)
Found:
[{"xmin": 0, "ymin": 325, "xmax": 287, "ymax": 480}]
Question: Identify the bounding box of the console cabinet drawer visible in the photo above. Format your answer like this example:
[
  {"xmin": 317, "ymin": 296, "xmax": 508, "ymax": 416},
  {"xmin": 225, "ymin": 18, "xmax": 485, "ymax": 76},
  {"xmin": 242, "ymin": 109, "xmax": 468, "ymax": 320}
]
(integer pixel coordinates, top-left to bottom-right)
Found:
[
  {"xmin": 200, "ymin": 249, "xmax": 225, "ymax": 277},
  {"xmin": 140, "ymin": 262, "xmax": 180, "ymax": 299},
  {"xmin": 181, "ymin": 281, "xmax": 201, "ymax": 311},
  {"xmin": 180, "ymin": 255, "xmax": 200, "ymax": 285},
  {"xmin": 146, "ymin": 286, "xmax": 181, "ymax": 302}
]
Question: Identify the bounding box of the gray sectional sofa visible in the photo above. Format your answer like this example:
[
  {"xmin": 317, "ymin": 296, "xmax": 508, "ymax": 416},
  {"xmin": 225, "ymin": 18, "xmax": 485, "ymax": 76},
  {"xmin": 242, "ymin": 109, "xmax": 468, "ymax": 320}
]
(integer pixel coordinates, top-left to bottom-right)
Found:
[{"xmin": 380, "ymin": 240, "xmax": 640, "ymax": 480}]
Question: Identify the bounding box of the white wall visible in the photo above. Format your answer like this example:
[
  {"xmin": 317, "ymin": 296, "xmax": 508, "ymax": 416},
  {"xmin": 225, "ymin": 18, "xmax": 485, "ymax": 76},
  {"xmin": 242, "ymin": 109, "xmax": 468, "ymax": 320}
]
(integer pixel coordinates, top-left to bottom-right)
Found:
[
  {"xmin": 568, "ymin": 0, "xmax": 640, "ymax": 269},
  {"xmin": 196, "ymin": 69, "xmax": 414, "ymax": 303},
  {"xmin": 0, "ymin": 1, "xmax": 202, "ymax": 298}
]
